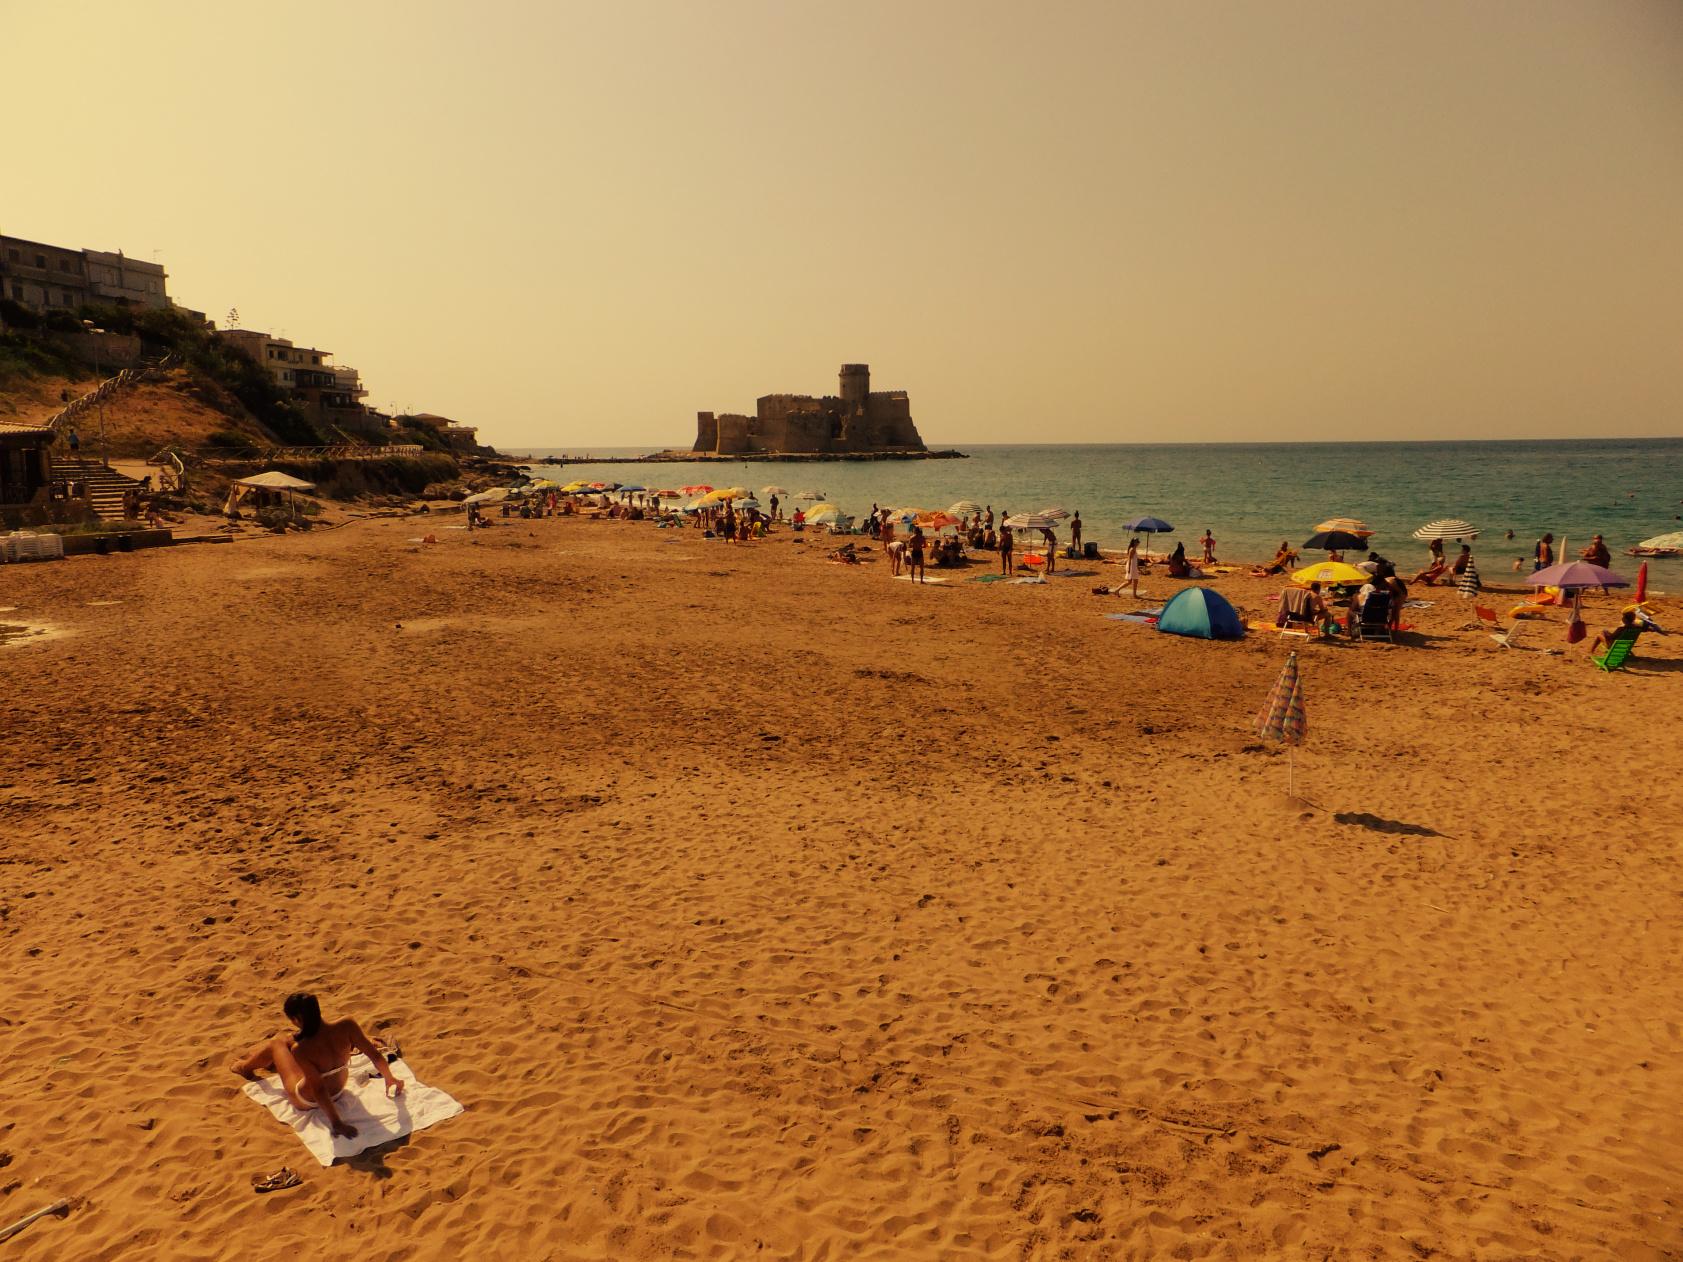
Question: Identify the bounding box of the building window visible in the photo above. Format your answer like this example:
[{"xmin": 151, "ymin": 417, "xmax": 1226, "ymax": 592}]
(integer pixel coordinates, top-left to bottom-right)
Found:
[
  {"xmin": 9, "ymin": 282, "xmax": 21, "ymax": 300},
  {"xmin": 6, "ymin": 248, "xmax": 17, "ymax": 262},
  {"xmin": 35, "ymin": 255, "xmax": 46, "ymax": 268},
  {"xmin": 63, "ymin": 291, "xmax": 76, "ymax": 305},
  {"xmin": 59, "ymin": 259, "xmax": 73, "ymax": 273}
]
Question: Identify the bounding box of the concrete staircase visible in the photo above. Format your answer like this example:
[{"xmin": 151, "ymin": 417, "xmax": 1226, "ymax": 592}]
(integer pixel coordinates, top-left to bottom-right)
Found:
[{"xmin": 50, "ymin": 457, "xmax": 147, "ymax": 522}]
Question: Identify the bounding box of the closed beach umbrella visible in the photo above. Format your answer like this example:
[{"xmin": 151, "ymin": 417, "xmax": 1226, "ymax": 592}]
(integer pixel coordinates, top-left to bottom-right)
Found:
[
  {"xmin": 1289, "ymin": 560, "xmax": 1367, "ymax": 586},
  {"xmin": 1157, "ymin": 587, "xmax": 1245, "ymax": 640},
  {"xmin": 1413, "ymin": 519, "xmax": 1480, "ymax": 541},
  {"xmin": 1526, "ymin": 560, "xmax": 1628, "ymax": 590},
  {"xmin": 1302, "ymin": 530, "xmax": 1369, "ymax": 552},
  {"xmin": 1255, "ymin": 651, "xmax": 1308, "ymax": 796},
  {"xmin": 1635, "ymin": 562, "xmax": 1648, "ymax": 603},
  {"xmin": 1457, "ymin": 557, "xmax": 1482, "ymax": 599},
  {"xmin": 1315, "ymin": 517, "xmax": 1373, "ymax": 535}
]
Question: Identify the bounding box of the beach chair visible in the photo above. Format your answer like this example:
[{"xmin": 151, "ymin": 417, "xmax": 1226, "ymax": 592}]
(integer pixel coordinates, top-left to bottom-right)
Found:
[
  {"xmin": 1354, "ymin": 592, "xmax": 1393, "ymax": 643},
  {"xmin": 1467, "ymin": 604, "xmax": 1522, "ymax": 648},
  {"xmin": 1592, "ymin": 634, "xmax": 1638, "ymax": 672}
]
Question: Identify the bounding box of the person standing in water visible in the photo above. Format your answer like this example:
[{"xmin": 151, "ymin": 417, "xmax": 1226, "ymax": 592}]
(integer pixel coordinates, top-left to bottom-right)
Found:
[{"xmin": 229, "ymin": 992, "xmax": 403, "ymax": 1138}]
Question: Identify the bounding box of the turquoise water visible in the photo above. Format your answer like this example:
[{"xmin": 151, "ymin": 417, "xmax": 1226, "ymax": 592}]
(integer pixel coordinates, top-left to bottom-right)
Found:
[{"xmin": 522, "ymin": 440, "xmax": 1683, "ymax": 590}]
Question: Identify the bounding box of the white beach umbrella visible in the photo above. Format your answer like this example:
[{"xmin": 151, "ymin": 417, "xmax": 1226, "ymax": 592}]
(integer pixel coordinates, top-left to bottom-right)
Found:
[
  {"xmin": 806, "ymin": 505, "xmax": 848, "ymax": 526},
  {"xmin": 1004, "ymin": 512, "xmax": 1058, "ymax": 531},
  {"xmin": 462, "ymin": 487, "xmax": 510, "ymax": 505},
  {"xmin": 760, "ymin": 485, "xmax": 789, "ymax": 497},
  {"xmin": 1413, "ymin": 519, "xmax": 1480, "ymax": 541},
  {"xmin": 796, "ymin": 489, "xmax": 825, "ymax": 500},
  {"xmin": 1634, "ymin": 531, "xmax": 1683, "ymax": 552},
  {"xmin": 1036, "ymin": 507, "xmax": 1072, "ymax": 520},
  {"xmin": 947, "ymin": 500, "xmax": 982, "ymax": 515}
]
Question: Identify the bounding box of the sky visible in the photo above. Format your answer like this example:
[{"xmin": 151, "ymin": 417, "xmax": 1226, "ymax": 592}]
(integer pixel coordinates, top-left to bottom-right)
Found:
[{"xmin": 5, "ymin": 0, "xmax": 1681, "ymax": 447}]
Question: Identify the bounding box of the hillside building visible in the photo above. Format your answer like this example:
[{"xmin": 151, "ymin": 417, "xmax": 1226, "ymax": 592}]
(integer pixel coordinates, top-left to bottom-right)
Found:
[
  {"xmin": 694, "ymin": 363, "xmax": 926, "ymax": 456},
  {"xmin": 0, "ymin": 233, "xmax": 169, "ymax": 313}
]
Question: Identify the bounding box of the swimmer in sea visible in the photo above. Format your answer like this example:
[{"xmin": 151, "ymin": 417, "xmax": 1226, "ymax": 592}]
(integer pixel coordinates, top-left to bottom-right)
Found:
[{"xmin": 229, "ymin": 992, "xmax": 403, "ymax": 1137}]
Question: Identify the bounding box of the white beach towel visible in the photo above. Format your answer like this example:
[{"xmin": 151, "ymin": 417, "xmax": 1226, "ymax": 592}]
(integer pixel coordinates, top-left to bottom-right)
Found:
[
  {"xmin": 892, "ymin": 575, "xmax": 950, "ymax": 584},
  {"xmin": 242, "ymin": 1054, "xmax": 462, "ymax": 1166}
]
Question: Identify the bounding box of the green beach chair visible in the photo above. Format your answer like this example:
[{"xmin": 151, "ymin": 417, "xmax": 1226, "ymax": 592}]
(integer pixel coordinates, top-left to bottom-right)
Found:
[{"xmin": 1592, "ymin": 635, "xmax": 1638, "ymax": 672}]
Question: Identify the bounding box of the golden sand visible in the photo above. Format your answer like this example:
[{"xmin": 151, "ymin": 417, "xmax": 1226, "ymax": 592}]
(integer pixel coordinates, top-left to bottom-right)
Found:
[{"xmin": 3, "ymin": 516, "xmax": 1681, "ymax": 1260}]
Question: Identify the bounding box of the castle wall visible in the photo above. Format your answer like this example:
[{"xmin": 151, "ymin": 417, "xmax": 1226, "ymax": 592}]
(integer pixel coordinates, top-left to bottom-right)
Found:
[
  {"xmin": 693, "ymin": 411, "xmax": 718, "ymax": 453},
  {"xmin": 713, "ymin": 413, "xmax": 753, "ymax": 455}
]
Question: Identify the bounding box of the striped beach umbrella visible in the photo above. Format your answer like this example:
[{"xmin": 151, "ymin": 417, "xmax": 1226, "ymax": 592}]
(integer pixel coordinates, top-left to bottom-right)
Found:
[
  {"xmin": 1457, "ymin": 557, "xmax": 1482, "ymax": 599},
  {"xmin": 1255, "ymin": 652, "xmax": 1307, "ymax": 795},
  {"xmin": 1413, "ymin": 519, "xmax": 1480, "ymax": 541}
]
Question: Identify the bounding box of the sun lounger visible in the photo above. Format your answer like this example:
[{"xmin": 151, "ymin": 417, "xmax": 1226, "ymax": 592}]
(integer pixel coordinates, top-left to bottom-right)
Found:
[
  {"xmin": 1592, "ymin": 634, "xmax": 1638, "ymax": 672},
  {"xmin": 1354, "ymin": 592, "xmax": 1394, "ymax": 643}
]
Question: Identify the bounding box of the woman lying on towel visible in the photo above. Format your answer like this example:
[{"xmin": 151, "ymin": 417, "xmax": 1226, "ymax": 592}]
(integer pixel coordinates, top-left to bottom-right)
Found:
[{"xmin": 229, "ymin": 992, "xmax": 403, "ymax": 1137}]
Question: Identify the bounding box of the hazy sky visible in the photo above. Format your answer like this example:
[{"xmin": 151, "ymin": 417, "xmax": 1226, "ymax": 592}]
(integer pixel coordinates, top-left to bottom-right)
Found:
[{"xmin": 6, "ymin": 1, "xmax": 1681, "ymax": 446}]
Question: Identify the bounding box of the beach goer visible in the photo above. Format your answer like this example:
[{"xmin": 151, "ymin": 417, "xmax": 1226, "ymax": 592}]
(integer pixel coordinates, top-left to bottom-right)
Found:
[
  {"xmin": 1277, "ymin": 581, "xmax": 1326, "ymax": 630},
  {"xmin": 985, "ymin": 506, "xmax": 994, "ymax": 531},
  {"xmin": 1582, "ymin": 534, "xmax": 1610, "ymax": 567},
  {"xmin": 1357, "ymin": 551, "xmax": 1381, "ymax": 575},
  {"xmin": 1452, "ymin": 543, "xmax": 1472, "ymax": 578},
  {"xmin": 1123, "ymin": 538, "xmax": 1141, "ymax": 596},
  {"xmin": 908, "ymin": 527, "xmax": 927, "ymax": 584},
  {"xmin": 1071, "ymin": 512, "xmax": 1082, "ymax": 554},
  {"xmin": 1165, "ymin": 541, "xmax": 1191, "ymax": 578},
  {"xmin": 886, "ymin": 538, "xmax": 905, "ymax": 576},
  {"xmin": 229, "ymin": 992, "xmax": 403, "ymax": 1139},
  {"xmin": 1040, "ymin": 527, "xmax": 1057, "ymax": 574},
  {"xmin": 1200, "ymin": 530, "xmax": 1216, "ymax": 564},
  {"xmin": 67, "ymin": 428, "xmax": 80, "ymax": 455},
  {"xmin": 999, "ymin": 524, "xmax": 1014, "ymax": 575},
  {"xmin": 1534, "ymin": 532, "xmax": 1554, "ymax": 571},
  {"xmin": 1589, "ymin": 610, "xmax": 1641, "ymax": 656}
]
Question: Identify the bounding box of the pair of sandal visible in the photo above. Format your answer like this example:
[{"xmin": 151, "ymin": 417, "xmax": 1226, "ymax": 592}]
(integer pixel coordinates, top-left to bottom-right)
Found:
[{"xmin": 252, "ymin": 1167, "xmax": 301, "ymax": 1193}]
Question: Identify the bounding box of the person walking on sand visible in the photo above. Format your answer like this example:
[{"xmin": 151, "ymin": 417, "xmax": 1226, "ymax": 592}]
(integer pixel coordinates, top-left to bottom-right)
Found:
[
  {"xmin": 1071, "ymin": 512, "xmax": 1082, "ymax": 554},
  {"xmin": 769, "ymin": 493, "xmax": 779, "ymax": 521},
  {"xmin": 1200, "ymin": 529, "xmax": 1217, "ymax": 564},
  {"xmin": 999, "ymin": 523, "xmax": 1014, "ymax": 575},
  {"xmin": 1124, "ymin": 538, "xmax": 1142, "ymax": 597},
  {"xmin": 1041, "ymin": 526, "xmax": 1057, "ymax": 574},
  {"xmin": 229, "ymin": 992, "xmax": 403, "ymax": 1139}
]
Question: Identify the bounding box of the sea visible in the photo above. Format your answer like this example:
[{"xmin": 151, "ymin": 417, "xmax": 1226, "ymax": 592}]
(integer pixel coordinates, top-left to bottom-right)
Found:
[{"xmin": 519, "ymin": 439, "xmax": 1683, "ymax": 591}]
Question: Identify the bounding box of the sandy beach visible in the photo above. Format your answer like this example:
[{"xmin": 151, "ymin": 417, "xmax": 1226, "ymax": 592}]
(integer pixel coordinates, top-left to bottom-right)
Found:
[{"xmin": 4, "ymin": 513, "xmax": 1682, "ymax": 1260}]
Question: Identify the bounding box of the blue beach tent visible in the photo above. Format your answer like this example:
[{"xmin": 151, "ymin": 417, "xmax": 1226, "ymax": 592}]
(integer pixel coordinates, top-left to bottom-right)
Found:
[{"xmin": 1156, "ymin": 587, "xmax": 1245, "ymax": 640}]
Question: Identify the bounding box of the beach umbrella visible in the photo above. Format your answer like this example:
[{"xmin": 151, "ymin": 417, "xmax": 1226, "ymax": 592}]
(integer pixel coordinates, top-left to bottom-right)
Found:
[
  {"xmin": 1123, "ymin": 515, "xmax": 1173, "ymax": 534},
  {"xmin": 1255, "ymin": 651, "xmax": 1307, "ymax": 796},
  {"xmin": 617, "ymin": 483, "xmax": 646, "ymax": 493},
  {"xmin": 1457, "ymin": 557, "xmax": 1482, "ymax": 599},
  {"xmin": 1413, "ymin": 519, "xmax": 1480, "ymax": 541},
  {"xmin": 806, "ymin": 505, "xmax": 847, "ymax": 526},
  {"xmin": 1004, "ymin": 512, "xmax": 1059, "ymax": 531},
  {"xmin": 655, "ymin": 489, "xmax": 682, "ymax": 498},
  {"xmin": 526, "ymin": 478, "xmax": 559, "ymax": 490},
  {"xmin": 1302, "ymin": 530, "xmax": 1369, "ymax": 552},
  {"xmin": 1635, "ymin": 562, "xmax": 1648, "ymax": 604},
  {"xmin": 887, "ymin": 507, "xmax": 922, "ymax": 524},
  {"xmin": 462, "ymin": 487, "xmax": 509, "ymax": 505},
  {"xmin": 561, "ymin": 479, "xmax": 592, "ymax": 492},
  {"xmin": 916, "ymin": 511, "xmax": 962, "ymax": 532},
  {"xmin": 1526, "ymin": 560, "xmax": 1628, "ymax": 590},
  {"xmin": 1633, "ymin": 531, "xmax": 1683, "ymax": 554},
  {"xmin": 796, "ymin": 489, "xmax": 825, "ymax": 500},
  {"xmin": 947, "ymin": 500, "xmax": 982, "ymax": 516},
  {"xmin": 1037, "ymin": 507, "xmax": 1072, "ymax": 521},
  {"xmin": 1315, "ymin": 517, "xmax": 1373, "ymax": 535},
  {"xmin": 680, "ymin": 483, "xmax": 713, "ymax": 496},
  {"xmin": 1289, "ymin": 560, "xmax": 1367, "ymax": 586}
]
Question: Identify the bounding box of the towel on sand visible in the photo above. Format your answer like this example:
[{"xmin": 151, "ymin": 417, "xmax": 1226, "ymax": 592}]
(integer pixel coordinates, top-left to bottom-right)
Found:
[{"xmin": 242, "ymin": 1054, "xmax": 462, "ymax": 1166}]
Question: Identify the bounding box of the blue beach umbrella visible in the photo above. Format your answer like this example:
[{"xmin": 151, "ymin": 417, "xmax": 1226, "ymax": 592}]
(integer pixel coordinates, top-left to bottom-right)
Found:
[{"xmin": 1123, "ymin": 515, "xmax": 1173, "ymax": 534}]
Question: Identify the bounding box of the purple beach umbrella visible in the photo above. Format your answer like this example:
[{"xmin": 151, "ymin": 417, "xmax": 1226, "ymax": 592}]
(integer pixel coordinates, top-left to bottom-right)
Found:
[{"xmin": 1526, "ymin": 561, "xmax": 1628, "ymax": 590}]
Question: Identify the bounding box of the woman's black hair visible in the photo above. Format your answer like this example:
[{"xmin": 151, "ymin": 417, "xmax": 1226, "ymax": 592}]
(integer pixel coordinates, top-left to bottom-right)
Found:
[{"xmin": 283, "ymin": 991, "xmax": 323, "ymax": 1038}]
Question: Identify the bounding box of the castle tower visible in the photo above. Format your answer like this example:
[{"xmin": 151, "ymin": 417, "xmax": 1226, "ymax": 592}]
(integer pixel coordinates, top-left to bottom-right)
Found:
[{"xmin": 838, "ymin": 363, "xmax": 870, "ymax": 409}]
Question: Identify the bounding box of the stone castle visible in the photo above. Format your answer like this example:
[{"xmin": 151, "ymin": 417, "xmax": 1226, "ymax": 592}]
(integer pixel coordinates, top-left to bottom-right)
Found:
[{"xmin": 693, "ymin": 364, "xmax": 926, "ymax": 456}]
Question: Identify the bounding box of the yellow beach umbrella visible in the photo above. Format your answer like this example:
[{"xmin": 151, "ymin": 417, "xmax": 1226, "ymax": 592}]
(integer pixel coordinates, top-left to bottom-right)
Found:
[
  {"xmin": 561, "ymin": 479, "xmax": 592, "ymax": 492},
  {"xmin": 1290, "ymin": 561, "xmax": 1368, "ymax": 586}
]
